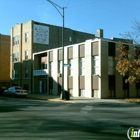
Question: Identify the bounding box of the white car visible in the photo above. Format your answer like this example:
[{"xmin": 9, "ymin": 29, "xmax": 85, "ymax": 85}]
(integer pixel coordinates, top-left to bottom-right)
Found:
[{"xmin": 4, "ymin": 86, "xmax": 27, "ymax": 97}]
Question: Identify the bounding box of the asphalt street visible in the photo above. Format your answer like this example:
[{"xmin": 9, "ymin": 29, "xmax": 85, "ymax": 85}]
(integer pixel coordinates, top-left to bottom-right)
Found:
[{"xmin": 0, "ymin": 96, "xmax": 140, "ymax": 140}]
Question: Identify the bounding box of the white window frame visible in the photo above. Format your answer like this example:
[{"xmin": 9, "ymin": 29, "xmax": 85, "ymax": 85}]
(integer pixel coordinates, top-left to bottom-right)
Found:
[
  {"xmin": 79, "ymin": 58, "xmax": 85, "ymax": 75},
  {"xmin": 13, "ymin": 52, "xmax": 19, "ymax": 62},
  {"xmin": 25, "ymin": 50, "xmax": 28, "ymax": 61},
  {"xmin": 13, "ymin": 35, "xmax": 19, "ymax": 46},
  {"xmin": 92, "ymin": 56, "xmax": 99, "ymax": 75},
  {"xmin": 13, "ymin": 69, "xmax": 19, "ymax": 79},
  {"xmin": 68, "ymin": 59, "xmax": 73, "ymax": 76}
]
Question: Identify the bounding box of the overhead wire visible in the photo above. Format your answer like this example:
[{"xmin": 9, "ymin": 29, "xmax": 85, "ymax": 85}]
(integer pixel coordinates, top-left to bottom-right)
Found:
[
  {"xmin": 66, "ymin": 0, "xmax": 71, "ymax": 7},
  {"xmin": 66, "ymin": 0, "xmax": 103, "ymax": 9}
]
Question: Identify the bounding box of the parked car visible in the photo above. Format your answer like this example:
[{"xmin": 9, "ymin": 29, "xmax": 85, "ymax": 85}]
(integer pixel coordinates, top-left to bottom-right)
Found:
[
  {"xmin": 0, "ymin": 86, "xmax": 7, "ymax": 95},
  {"xmin": 4, "ymin": 86, "xmax": 27, "ymax": 97}
]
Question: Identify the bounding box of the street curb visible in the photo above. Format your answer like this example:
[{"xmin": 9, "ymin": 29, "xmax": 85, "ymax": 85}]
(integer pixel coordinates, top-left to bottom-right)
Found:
[{"xmin": 26, "ymin": 96, "xmax": 74, "ymax": 103}]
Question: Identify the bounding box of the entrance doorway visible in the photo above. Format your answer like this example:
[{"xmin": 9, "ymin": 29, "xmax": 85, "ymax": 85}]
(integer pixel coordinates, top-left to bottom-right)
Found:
[{"xmin": 39, "ymin": 77, "xmax": 47, "ymax": 93}]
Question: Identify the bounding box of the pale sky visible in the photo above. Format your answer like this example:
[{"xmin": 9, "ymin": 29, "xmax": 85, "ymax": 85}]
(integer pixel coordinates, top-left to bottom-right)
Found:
[{"xmin": 0, "ymin": 0, "xmax": 140, "ymax": 38}]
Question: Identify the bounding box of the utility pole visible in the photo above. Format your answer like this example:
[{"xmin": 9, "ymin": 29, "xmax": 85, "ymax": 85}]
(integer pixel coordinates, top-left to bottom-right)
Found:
[{"xmin": 47, "ymin": 0, "xmax": 68, "ymax": 100}]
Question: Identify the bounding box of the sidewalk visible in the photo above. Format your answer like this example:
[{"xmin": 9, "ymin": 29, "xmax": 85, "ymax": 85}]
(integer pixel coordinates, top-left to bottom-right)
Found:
[
  {"xmin": 26, "ymin": 93, "xmax": 74, "ymax": 103},
  {"xmin": 26, "ymin": 93, "xmax": 128, "ymax": 104}
]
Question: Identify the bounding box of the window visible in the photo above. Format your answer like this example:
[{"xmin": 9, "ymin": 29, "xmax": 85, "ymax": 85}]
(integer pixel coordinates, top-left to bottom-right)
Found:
[
  {"xmin": 92, "ymin": 56, "xmax": 99, "ymax": 75},
  {"xmin": 25, "ymin": 32, "xmax": 28, "ymax": 42},
  {"xmin": 40, "ymin": 63, "xmax": 47, "ymax": 69},
  {"xmin": 41, "ymin": 56, "xmax": 47, "ymax": 69},
  {"xmin": 58, "ymin": 60, "xmax": 62, "ymax": 74},
  {"xmin": 69, "ymin": 36, "xmax": 72, "ymax": 44},
  {"xmin": 25, "ymin": 69, "xmax": 28, "ymax": 78},
  {"xmin": 49, "ymin": 62, "xmax": 53, "ymax": 76},
  {"xmin": 13, "ymin": 70, "xmax": 19, "ymax": 79},
  {"xmin": 68, "ymin": 59, "xmax": 73, "ymax": 76},
  {"xmin": 13, "ymin": 52, "xmax": 19, "ymax": 62},
  {"xmin": 108, "ymin": 56, "xmax": 115, "ymax": 75},
  {"xmin": 108, "ymin": 42, "xmax": 115, "ymax": 56},
  {"xmin": 13, "ymin": 35, "xmax": 19, "ymax": 46},
  {"xmin": 79, "ymin": 58, "xmax": 85, "ymax": 75},
  {"xmin": 76, "ymin": 38, "xmax": 80, "ymax": 43},
  {"xmin": 108, "ymin": 75, "xmax": 115, "ymax": 90},
  {"xmin": 25, "ymin": 50, "xmax": 28, "ymax": 60}
]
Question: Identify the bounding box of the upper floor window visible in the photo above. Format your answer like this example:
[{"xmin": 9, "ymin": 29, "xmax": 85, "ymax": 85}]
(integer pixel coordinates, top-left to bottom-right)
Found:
[
  {"xmin": 76, "ymin": 38, "xmax": 80, "ymax": 43},
  {"xmin": 13, "ymin": 35, "xmax": 19, "ymax": 46},
  {"xmin": 92, "ymin": 56, "xmax": 99, "ymax": 75},
  {"xmin": 25, "ymin": 50, "xmax": 28, "ymax": 61},
  {"xmin": 108, "ymin": 56, "xmax": 115, "ymax": 75},
  {"xmin": 13, "ymin": 69, "xmax": 19, "ymax": 79},
  {"xmin": 79, "ymin": 58, "xmax": 85, "ymax": 75},
  {"xmin": 13, "ymin": 52, "xmax": 19, "ymax": 62},
  {"xmin": 25, "ymin": 69, "xmax": 28, "ymax": 78},
  {"xmin": 25, "ymin": 32, "xmax": 28, "ymax": 43},
  {"xmin": 69, "ymin": 36, "xmax": 72, "ymax": 44}
]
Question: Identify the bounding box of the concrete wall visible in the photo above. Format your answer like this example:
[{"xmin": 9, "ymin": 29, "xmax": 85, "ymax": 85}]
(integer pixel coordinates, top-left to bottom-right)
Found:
[
  {"xmin": 11, "ymin": 20, "xmax": 95, "ymax": 92},
  {"xmin": 32, "ymin": 38, "xmax": 138, "ymax": 99},
  {"xmin": 73, "ymin": 44, "xmax": 79, "ymax": 97},
  {"xmin": 85, "ymin": 40, "xmax": 92, "ymax": 97},
  {"xmin": 100, "ymin": 40, "xmax": 109, "ymax": 98}
]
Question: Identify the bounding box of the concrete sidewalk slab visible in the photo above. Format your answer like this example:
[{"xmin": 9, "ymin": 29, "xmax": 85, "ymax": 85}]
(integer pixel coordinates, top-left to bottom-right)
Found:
[
  {"xmin": 26, "ymin": 93, "xmax": 74, "ymax": 103},
  {"xmin": 26, "ymin": 93, "xmax": 132, "ymax": 104}
]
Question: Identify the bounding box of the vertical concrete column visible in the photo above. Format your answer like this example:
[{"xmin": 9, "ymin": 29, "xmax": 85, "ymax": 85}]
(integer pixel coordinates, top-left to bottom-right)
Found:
[
  {"xmin": 53, "ymin": 49, "xmax": 58, "ymax": 95},
  {"xmin": 100, "ymin": 40, "xmax": 109, "ymax": 99},
  {"xmin": 64, "ymin": 47, "xmax": 68, "ymax": 91},
  {"xmin": 85, "ymin": 40, "xmax": 92, "ymax": 97},
  {"xmin": 115, "ymin": 73, "xmax": 123, "ymax": 98},
  {"xmin": 98, "ymin": 39, "xmax": 102, "ymax": 99},
  {"xmin": 47, "ymin": 51, "xmax": 49, "ymax": 94},
  {"xmin": 73, "ymin": 44, "xmax": 79, "ymax": 97},
  {"xmin": 32, "ymin": 54, "xmax": 35, "ymax": 94}
]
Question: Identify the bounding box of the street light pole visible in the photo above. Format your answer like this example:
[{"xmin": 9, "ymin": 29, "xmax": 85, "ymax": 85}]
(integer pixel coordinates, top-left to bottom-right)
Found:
[{"xmin": 47, "ymin": 0, "xmax": 65, "ymax": 100}]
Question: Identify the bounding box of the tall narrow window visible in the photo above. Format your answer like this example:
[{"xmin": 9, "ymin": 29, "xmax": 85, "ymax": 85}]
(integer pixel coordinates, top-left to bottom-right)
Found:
[
  {"xmin": 14, "ymin": 70, "xmax": 19, "ymax": 79},
  {"xmin": 92, "ymin": 56, "xmax": 99, "ymax": 75},
  {"xmin": 25, "ymin": 50, "xmax": 28, "ymax": 61},
  {"xmin": 13, "ymin": 52, "xmax": 19, "ymax": 62},
  {"xmin": 108, "ymin": 42, "xmax": 115, "ymax": 56},
  {"xmin": 68, "ymin": 59, "xmax": 73, "ymax": 76},
  {"xmin": 25, "ymin": 32, "xmax": 28, "ymax": 42},
  {"xmin": 69, "ymin": 36, "xmax": 72, "ymax": 44},
  {"xmin": 41, "ymin": 56, "xmax": 47, "ymax": 69},
  {"xmin": 58, "ymin": 60, "xmax": 62, "ymax": 74},
  {"xmin": 13, "ymin": 35, "xmax": 19, "ymax": 46},
  {"xmin": 79, "ymin": 58, "xmax": 85, "ymax": 75},
  {"xmin": 25, "ymin": 69, "xmax": 28, "ymax": 78},
  {"xmin": 108, "ymin": 56, "xmax": 115, "ymax": 75}
]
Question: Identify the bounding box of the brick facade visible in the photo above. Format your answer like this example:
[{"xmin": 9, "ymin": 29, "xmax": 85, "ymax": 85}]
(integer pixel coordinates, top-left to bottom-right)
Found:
[
  {"xmin": 0, "ymin": 34, "xmax": 10, "ymax": 88},
  {"xmin": 11, "ymin": 20, "xmax": 95, "ymax": 92}
]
